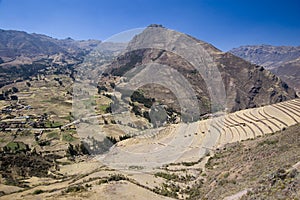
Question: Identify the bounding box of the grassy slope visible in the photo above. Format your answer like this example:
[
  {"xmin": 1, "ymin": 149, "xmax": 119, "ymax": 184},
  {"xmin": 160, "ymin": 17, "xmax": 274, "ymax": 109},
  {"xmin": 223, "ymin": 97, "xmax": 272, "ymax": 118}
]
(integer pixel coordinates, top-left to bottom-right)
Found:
[{"xmin": 195, "ymin": 124, "xmax": 300, "ymax": 200}]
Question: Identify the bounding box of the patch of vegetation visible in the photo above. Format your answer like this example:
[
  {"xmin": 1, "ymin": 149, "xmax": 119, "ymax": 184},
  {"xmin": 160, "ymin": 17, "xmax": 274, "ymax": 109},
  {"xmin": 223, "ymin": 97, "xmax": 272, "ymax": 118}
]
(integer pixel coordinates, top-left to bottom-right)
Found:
[
  {"xmin": 155, "ymin": 172, "xmax": 179, "ymax": 181},
  {"xmin": 110, "ymin": 82, "xmax": 116, "ymax": 89},
  {"xmin": 153, "ymin": 182, "xmax": 179, "ymax": 199},
  {"xmin": 223, "ymin": 172, "xmax": 230, "ymax": 178},
  {"xmin": 32, "ymin": 189, "xmax": 44, "ymax": 195},
  {"xmin": 82, "ymin": 97, "xmax": 97, "ymax": 108},
  {"xmin": 97, "ymin": 85, "xmax": 108, "ymax": 94},
  {"xmin": 131, "ymin": 103, "xmax": 142, "ymax": 116},
  {"xmin": 99, "ymin": 104, "xmax": 110, "ymax": 113},
  {"xmin": 257, "ymin": 139, "xmax": 279, "ymax": 146},
  {"xmin": 44, "ymin": 120, "xmax": 63, "ymax": 128},
  {"xmin": 181, "ymin": 161, "xmax": 199, "ymax": 167},
  {"xmin": 64, "ymin": 112, "xmax": 74, "ymax": 122},
  {"xmin": 20, "ymin": 130, "xmax": 32, "ymax": 136},
  {"xmin": 0, "ymin": 138, "xmax": 7, "ymax": 143},
  {"xmin": 66, "ymin": 142, "xmax": 90, "ymax": 157},
  {"xmin": 0, "ymin": 148, "xmax": 56, "ymax": 187},
  {"xmin": 154, "ymin": 172, "xmax": 196, "ymax": 182},
  {"xmin": 205, "ymin": 156, "xmax": 214, "ymax": 169},
  {"xmin": 2, "ymin": 141, "xmax": 29, "ymax": 154},
  {"xmin": 182, "ymin": 180, "xmax": 204, "ymax": 200},
  {"xmin": 97, "ymin": 174, "xmax": 128, "ymax": 185},
  {"xmin": 106, "ymin": 136, "xmax": 117, "ymax": 144},
  {"xmin": 130, "ymin": 90, "xmax": 154, "ymax": 108},
  {"xmin": 119, "ymin": 134, "xmax": 132, "ymax": 141},
  {"xmin": 107, "ymin": 174, "xmax": 128, "ymax": 181},
  {"xmin": 62, "ymin": 133, "xmax": 76, "ymax": 142},
  {"xmin": 63, "ymin": 185, "xmax": 87, "ymax": 194},
  {"xmin": 128, "ymin": 165, "xmax": 144, "ymax": 170},
  {"xmin": 46, "ymin": 132, "xmax": 60, "ymax": 139},
  {"xmin": 103, "ymin": 93, "xmax": 112, "ymax": 99},
  {"xmin": 143, "ymin": 111, "xmax": 151, "ymax": 122},
  {"xmin": 37, "ymin": 140, "xmax": 51, "ymax": 146}
]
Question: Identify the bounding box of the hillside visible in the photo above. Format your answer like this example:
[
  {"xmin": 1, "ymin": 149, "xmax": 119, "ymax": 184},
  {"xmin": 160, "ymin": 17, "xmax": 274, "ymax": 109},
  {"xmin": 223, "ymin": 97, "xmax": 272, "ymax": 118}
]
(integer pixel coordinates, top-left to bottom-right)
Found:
[
  {"xmin": 229, "ymin": 45, "xmax": 300, "ymax": 92},
  {"xmin": 104, "ymin": 26, "xmax": 296, "ymax": 119}
]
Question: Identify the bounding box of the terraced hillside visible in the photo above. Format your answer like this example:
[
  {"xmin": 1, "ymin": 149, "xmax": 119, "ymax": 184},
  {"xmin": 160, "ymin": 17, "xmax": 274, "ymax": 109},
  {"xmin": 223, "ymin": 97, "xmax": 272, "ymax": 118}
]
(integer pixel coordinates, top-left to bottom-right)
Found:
[
  {"xmin": 210, "ymin": 98, "xmax": 300, "ymax": 146},
  {"xmin": 100, "ymin": 98, "xmax": 300, "ymax": 169}
]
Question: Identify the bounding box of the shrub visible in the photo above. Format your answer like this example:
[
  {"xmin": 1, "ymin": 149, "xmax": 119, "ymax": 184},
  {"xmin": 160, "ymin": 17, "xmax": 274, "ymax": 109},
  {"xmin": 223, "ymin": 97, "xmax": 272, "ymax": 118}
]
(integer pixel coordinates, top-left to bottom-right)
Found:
[
  {"xmin": 97, "ymin": 85, "xmax": 108, "ymax": 93},
  {"xmin": 38, "ymin": 140, "xmax": 51, "ymax": 146},
  {"xmin": 223, "ymin": 172, "xmax": 230, "ymax": 178},
  {"xmin": 119, "ymin": 134, "xmax": 132, "ymax": 141},
  {"xmin": 128, "ymin": 165, "xmax": 144, "ymax": 170},
  {"xmin": 110, "ymin": 82, "xmax": 116, "ymax": 89},
  {"xmin": 33, "ymin": 189, "xmax": 44, "ymax": 195},
  {"xmin": 132, "ymin": 104, "xmax": 142, "ymax": 116},
  {"xmin": 154, "ymin": 172, "xmax": 179, "ymax": 181},
  {"xmin": 64, "ymin": 185, "xmax": 86, "ymax": 193},
  {"xmin": 143, "ymin": 111, "xmax": 151, "ymax": 122},
  {"xmin": 107, "ymin": 174, "xmax": 127, "ymax": 182},
  {"xmin": 130, "ymin": 90, "xmax": 154, "ymax": 108},
  {"xmin": 181, "ymin": 161, "xmax": 199, "ymax": 166}
]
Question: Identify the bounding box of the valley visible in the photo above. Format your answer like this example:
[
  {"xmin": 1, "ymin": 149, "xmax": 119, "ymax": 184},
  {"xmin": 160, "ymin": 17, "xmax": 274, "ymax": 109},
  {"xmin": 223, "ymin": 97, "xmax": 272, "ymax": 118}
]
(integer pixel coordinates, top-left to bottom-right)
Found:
[{"xmin": 0, "ymin": 25, "xmax": 299, "ymax": 200}]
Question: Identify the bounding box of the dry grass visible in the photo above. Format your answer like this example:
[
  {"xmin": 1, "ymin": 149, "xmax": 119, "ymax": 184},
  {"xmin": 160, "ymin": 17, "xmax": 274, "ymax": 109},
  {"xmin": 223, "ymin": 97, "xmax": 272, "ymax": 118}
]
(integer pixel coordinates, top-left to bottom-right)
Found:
[{"xmin": 194, "ymin": 124, "xmax": 300, "ymax": 200}]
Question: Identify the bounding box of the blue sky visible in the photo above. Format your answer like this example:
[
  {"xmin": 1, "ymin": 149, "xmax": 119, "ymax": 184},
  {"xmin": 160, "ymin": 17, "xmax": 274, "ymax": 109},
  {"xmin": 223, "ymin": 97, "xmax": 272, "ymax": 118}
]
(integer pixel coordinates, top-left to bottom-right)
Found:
[{"xmin": 0, "ymin": 0, "xmax": 299, "ymax": 51}]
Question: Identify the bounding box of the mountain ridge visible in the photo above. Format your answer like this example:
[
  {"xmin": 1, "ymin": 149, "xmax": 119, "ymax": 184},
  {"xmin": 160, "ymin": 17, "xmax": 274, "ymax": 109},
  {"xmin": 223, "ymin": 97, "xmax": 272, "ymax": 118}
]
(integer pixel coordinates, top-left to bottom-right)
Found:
[
  {"xmin": 229, "ymin": 44, "xmax": 300, "ymax": 93},
  {"xmin": 0, "ymin": 28, "xmax": 101, "ymax": 61},
  {"xmin": 103, "ymin": 26, "xmax": 297, "ymax": 117}
]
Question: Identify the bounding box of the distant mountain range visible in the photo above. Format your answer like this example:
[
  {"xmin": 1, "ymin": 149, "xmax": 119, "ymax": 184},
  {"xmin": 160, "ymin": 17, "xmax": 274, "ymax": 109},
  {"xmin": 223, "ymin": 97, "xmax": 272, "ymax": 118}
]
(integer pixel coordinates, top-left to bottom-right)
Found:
[
  {"xmin": 229, "ymin": 45, "xmax": 300, "ymax": 92},
  {"xmin": 0, "ymin": 29, "xmax": 101, "ymax": 64}
]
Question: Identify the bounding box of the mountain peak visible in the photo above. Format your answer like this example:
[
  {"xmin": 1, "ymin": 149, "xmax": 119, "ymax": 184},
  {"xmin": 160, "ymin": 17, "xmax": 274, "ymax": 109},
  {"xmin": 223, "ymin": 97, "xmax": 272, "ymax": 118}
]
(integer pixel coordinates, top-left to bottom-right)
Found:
[
  {"xmin": 127, "ymin": 25, "xmax": 222, "ymax": 56},
  {"xmin": 147, "ymin": 24, "xmax": 165, "ymax": 28}
]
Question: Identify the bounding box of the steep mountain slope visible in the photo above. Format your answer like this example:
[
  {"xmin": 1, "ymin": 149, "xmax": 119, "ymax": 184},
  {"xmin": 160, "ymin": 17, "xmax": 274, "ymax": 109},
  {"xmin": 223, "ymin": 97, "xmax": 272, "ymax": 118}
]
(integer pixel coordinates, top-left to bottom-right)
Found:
[
  {"xmin": 273, "ymin": 57, "xmax": 300, "ymax": 92},
  {"xmin": 105, "ymin": 26, "xmax": 297, "ymax": 117},
  {"xmin": 229, "ymin": 45, "xmax": 300, "ymax": 92}
]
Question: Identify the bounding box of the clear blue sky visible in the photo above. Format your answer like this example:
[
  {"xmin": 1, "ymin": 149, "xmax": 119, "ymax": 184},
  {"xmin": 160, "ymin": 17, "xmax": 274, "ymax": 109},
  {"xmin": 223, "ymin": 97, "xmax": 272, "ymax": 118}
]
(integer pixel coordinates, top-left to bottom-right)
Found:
[{"xmin": 0, "ymin": 0, "xmax": 299, "ymax": 51}]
